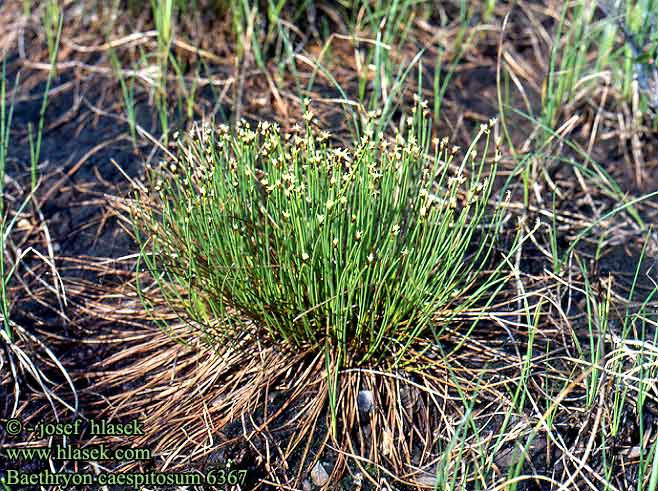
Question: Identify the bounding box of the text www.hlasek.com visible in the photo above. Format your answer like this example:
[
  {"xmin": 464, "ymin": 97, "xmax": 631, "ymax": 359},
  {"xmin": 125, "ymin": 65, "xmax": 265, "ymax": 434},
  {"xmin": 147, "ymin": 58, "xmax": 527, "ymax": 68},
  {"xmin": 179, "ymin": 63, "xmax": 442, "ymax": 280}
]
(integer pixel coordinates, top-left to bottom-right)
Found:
[{"xmin": 5, "ymin": 444, "xmax": 151, "ymax": 461}]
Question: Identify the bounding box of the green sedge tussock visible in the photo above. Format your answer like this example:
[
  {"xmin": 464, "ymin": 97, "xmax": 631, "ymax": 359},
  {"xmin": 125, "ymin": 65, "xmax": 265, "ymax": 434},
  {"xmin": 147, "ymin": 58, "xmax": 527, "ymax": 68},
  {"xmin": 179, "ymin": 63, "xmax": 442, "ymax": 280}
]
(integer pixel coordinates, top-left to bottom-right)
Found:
[{"xmin": 134, "ymin": 108, "xmax": 504, "ymax": 368}]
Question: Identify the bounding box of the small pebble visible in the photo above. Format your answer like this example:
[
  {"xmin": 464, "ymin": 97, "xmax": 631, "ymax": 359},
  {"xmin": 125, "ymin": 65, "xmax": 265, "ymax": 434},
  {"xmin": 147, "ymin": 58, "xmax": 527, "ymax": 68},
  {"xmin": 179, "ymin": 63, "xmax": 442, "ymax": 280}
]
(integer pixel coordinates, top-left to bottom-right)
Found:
[
  {"xmin": 357, "ymin": 390, "xmax": 374, "ymax": 414},
  {"xmin": 311, "ymin": 461, "xmax": 329, "ymax": 487}
]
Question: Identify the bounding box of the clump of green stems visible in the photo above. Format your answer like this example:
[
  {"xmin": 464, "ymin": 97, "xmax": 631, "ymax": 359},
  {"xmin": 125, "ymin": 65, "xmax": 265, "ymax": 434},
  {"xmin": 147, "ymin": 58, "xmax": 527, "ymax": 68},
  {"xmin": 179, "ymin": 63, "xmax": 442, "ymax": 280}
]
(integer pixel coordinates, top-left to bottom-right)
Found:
[
  {"xmin": 150, "ymin": 0, "xmax": 175, "ymax": 142},
  {"xmin": 598, "ymin": 0, "xmax": 658, "ymax": 108},
  {"xmin": 108, "ymin": 47, "xmax": 139, "ymax": 146},
  {"xmin": 0, "ymin": 64, "xmax": 15, "ymax": 340},
  {"xmin": 540, "ymin": 0, "xmax": 658, "ymax": 134},
  {"xmin": 0, "ymin": 65, "xmax": 40, "ymax": 342},
  {"xmin": 0, "ymin": 62, "xmax": 77, "ymax": 422},
  {"xmin": 27, "ymin": 0, "xmax": 62, "ymax": 192},
  {"xmin": 135, "ymin": 107, "xmax": 504, "ymax": 375}
]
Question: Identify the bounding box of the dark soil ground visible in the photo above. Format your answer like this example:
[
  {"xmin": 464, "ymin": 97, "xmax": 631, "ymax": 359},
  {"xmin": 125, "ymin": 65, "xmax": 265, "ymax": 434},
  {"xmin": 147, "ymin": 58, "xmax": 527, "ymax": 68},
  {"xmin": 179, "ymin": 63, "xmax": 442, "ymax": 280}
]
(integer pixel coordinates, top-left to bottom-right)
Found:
[{"xmin": 2, "ymin": 2, "xmax": 658, "ymax": 491}]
